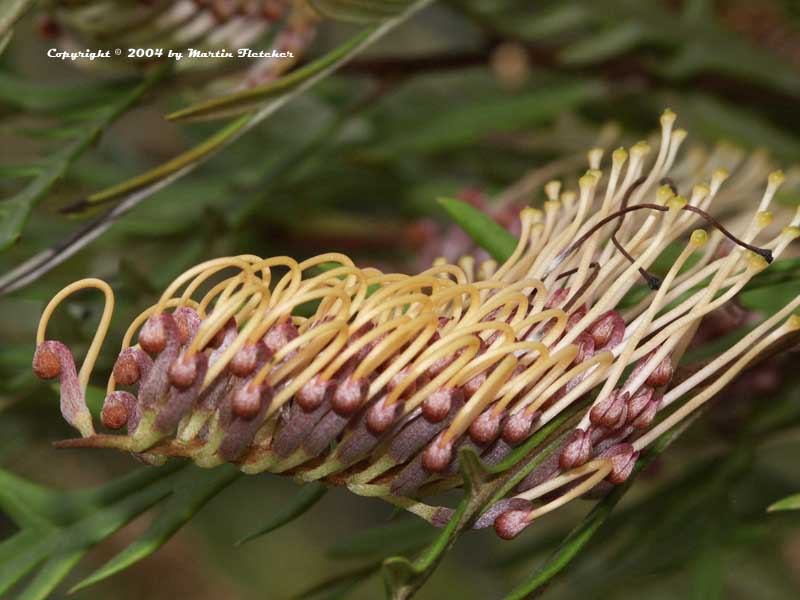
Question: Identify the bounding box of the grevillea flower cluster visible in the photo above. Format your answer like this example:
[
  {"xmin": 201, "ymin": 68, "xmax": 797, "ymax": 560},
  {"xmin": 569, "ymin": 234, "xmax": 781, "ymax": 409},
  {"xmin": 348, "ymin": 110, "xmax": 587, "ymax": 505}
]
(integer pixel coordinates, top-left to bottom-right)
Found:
[
  {"xmin": 33, "ymin": 111, "xmax": 800, "ymax": 540},
  {"xmin": 39, "ymin": 0, "xmax": 318, "ymax": 86}
]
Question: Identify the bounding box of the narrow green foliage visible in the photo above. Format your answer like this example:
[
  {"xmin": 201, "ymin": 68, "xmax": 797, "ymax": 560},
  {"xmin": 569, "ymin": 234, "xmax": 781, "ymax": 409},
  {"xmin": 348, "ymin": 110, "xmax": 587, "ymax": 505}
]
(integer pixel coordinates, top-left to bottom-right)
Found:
[
  {"xmin": 0, "ymin": 464, "xmax": 238, "ymax": 598},
  {"xmin": 0, "ymin": 66, "xmax": 169, "ymax": 250},
  {"xmin": 438, "ymin": 197, "xmax": 517, "ymax": 262},
  {"xmin": 293, "ymin": 562, "xmax": 383, "ymax": 599},
  {"xmin": 767, "ymin": 493, "xmax": 800, "ymax": 512},
  {"xmin": 328, "ymin": 519, "xmax": 437, "ymax": 560},
  {"xmin": 70, "ymin": 465, "xmax": 241, "ymax": 593},
  {"xmin": 17, "ymin": 550, "xmax": 86, "ymax": 600},
  {"xmin": 167, "ymin": 29, "xmax": 377, "ymax": 122},
  {"xmin": 0, "ymin": 469, "xmax": 65, "ymax": 529},
  {"xmin": 312, "ymin": 0, "xmax": 416, "ymax": 23},
  {"xmin": 0, "ymin": 0, "xmax": 36, "ymax": 39},
  {"xmin": 363, "ymin": 82, "xmax": 604, "ymax": 160},
  {"xmin": 69, "ymin": 0, "xmax": 434, "ymax": 211},
  {"xmin": 236, "ymin": 482, "xmax": 327, "ymax": 546},
  {"xmin": 0, "ymin": 72, "xmax": 126, "ymax": 113},
  {"xmin": 560, "ymin": 22, "xmax": 646, "ymax": 64}
]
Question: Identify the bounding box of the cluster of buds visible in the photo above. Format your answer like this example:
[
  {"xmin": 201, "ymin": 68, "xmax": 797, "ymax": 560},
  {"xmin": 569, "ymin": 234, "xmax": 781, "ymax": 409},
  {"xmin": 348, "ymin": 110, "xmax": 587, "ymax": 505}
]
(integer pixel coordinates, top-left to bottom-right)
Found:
[
  {"xmin": 38, "ymin": 0, "xmax": 318, "ymax": 85},
  {"xmin": 34, "ymin": 111, "xmax": 800, "ymax": 539}
]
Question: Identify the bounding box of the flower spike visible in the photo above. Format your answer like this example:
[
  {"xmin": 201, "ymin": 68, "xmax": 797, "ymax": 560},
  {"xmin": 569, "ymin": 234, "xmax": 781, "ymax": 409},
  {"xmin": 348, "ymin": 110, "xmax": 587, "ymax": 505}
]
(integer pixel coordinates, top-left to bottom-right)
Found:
[{"xmin": 35, "ymin": 113, "xmax": 800, "ymax": 540}]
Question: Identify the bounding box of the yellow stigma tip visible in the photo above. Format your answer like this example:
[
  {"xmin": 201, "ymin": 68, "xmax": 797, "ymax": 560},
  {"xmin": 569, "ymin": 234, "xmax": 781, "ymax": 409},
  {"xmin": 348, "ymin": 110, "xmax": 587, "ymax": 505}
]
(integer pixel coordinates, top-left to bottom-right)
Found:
[
  {"xmin": 787, "ymin": 315, "xmax": 800, "ymax": 331},
  {"xmin": 657, "ymin": 185, "xmax": 675, "ymax": 203},
  {"xmin": 712, "ymin": 168, "xmax": 730, "ymax": 184},
  {"xmin": 783, "ymin": 226, "xmax": 800, "ymax": 241},
  {"xmin": 631, "ymin": 141, "xmax": 651, "ymax": 158},
  {"xmin": 660, "ymin": 109, "xmax": 676, "ymax": 127},
  {"xmin": 612, "ymin": 147, "xmax": 628, "ymax": 164},
  {"xmin": 587, "ymin": 148, "xmax": 603, "ymax": 169},
  {"xmin": 579, "ymin": 170, "xmax": 601, "ymax": 188},
  {"xmin": 747, "ymin": 254, "xmax": 769, "ymax": 272},
  {"xmin": 757, "ymin": 211, "xmax": 773, "ymax": 228},
  {"xmin": 544, "ymin": 180, "xmax": 561, "ymax": 200},
  {"xmin": 667, "ymin": 196, "xmax": 688, "ymax": 211},
  {"xmin": 544, "ymin": 199, "xmax": 561, "ymax": 212},
  {"xmin": 769, "ymin": 170, "xmax": 786, "ymax": 187},
  {"xmin": 521, "ymin": 207, "xmax": 543, "ymax": 222},
  {"xmin": 692, "ymin": 184, "xmax": 710, "ymax": 200},
  {"xmin": 690, "ymin": 229, "xmax": 708, "ymax": 247}
]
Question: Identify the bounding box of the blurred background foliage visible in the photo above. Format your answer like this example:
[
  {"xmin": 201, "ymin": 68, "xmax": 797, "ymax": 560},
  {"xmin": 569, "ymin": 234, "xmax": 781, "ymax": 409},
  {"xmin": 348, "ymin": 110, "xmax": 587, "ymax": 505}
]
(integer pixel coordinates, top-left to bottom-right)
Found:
[{"xmin": 1, "ymin": 0, "xmax": 800, "ymax": 598}]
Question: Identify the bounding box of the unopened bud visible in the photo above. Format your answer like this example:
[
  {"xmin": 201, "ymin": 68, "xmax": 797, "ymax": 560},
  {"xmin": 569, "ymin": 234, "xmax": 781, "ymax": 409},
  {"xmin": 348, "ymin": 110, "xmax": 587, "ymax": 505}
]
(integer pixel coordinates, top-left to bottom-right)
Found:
[
  {"xmin": 173, "ymin": 307, "xmax": 201, "ymax": 345},
  {"xmin": 366, "ymin": 395, "xmax": 402, "ymax": 434},
  {"xmin": 32, "ymin": 342, "xmax": 61, "ymax": 380},
  {"xmin": 331, "ymin": 376, "xmax": 368, "ymax": 416},
  {"xmin": 263, "ymin": 320, "xmax": 299, "ymax": 355},
  {"xmin": 168, "ymin": 353, "xmax": 198, "ymax": 390},
  {"xmin": 232, "ymin": 383, "xmax": 263, "ymax": 420},
  {"xmin": 230, "ymin": 342, "xmax": 266, "ymax": 378},
  {"xmin": 421, "ymin": 433, "xmax": 454, "ymax": 472},
  {"xmin": 387, "ymin": 366, "xmax": 417, "ymax": 399},
  {"xmin": 463, "ymin": 370, "xmax": 488, "ymax": 399},
  {"xmin": 101, "ymin": 391, "xmax": 135, "ymax": 430},
  {"xmin": 494, "ymin": 509, "xmax": 530, "ymax": 540},
  {"xmin": 208, "ymin": 317, "xmax": 237, "ymax": 349},
  {"xmin": 139, "ymin": 314, "xmax": 168, "ymax": 355},
  {"xmin": 296, "ymin": 374, "xmax": 335, "ymax": 412},
  {"xmin": 502, "ymin": 410, "xmax": 539, "ymax": 445},
  {"xmin": 469, "ymin": 408, "xmax": 502, "ymax": 446},
  {"xmin": 113, "ymin": 347, "xmax": 147, "ymax": 386}
]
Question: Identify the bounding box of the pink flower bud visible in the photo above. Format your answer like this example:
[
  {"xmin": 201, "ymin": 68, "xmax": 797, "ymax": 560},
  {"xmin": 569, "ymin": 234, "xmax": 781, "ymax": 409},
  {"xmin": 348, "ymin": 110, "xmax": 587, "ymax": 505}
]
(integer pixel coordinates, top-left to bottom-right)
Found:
[
  {"xmin": 494, "ymin": 510, "xmax": 530, "ymax": 540},
  {"xmin": 469, "ymin": 408, "xmax": 502, "ymax": 445},
  {"xmin": 331, "ymin": 376, "xmax": 368, "ymax": 416},
  {"xmin": 422, "ymin": 433, "xmax": 454, "ymax": 472}
]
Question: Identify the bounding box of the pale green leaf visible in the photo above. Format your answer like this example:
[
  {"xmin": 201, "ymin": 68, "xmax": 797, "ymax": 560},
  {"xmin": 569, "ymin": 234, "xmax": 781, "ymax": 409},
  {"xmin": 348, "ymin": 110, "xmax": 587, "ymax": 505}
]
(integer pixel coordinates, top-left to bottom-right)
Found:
[{"xmin": 767, "ymin": 492, "xmax": 800, "ymax": 512}]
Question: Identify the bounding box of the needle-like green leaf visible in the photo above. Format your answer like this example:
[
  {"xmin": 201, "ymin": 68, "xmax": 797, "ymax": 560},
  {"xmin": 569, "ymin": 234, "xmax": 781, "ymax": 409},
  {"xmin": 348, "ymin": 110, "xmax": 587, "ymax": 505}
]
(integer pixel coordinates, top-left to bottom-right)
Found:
[
  {"xmin": 168, "ymin": 28, "xmax": 372, "ymax": 122},
  {"xmin": 362, "ymin": 81, "xmax": 603, "ymax": 160},
  {"xmin": 17, "ymin": 549, "xmax": 86, "ymax": 600},
  {"xmin": 328, "ymin": 519, "xmax": 436, "ymax": 560},
  {"xmin": 0, "ymin": 66, "xmax": 169, "ymax": 251},
  {"xmin": 70, "ymin": 465, "xmax": 241, "ymax": 593},
  {"xmin": 311, "ymin": 0, "xmax": 415, "ymax": 24},
  {"xmin": 236, "ymin": 481, "xmax": 327, "ymax": 546},
  {"xmin": 0, "ymin": 0, "xmax": 36, "ymax": 39},
  {"xmin": 438, "ymin": 197, "xmax": 518, "ymax": 262},
  {"xmin": 0, "ymin": 469, "xmax": 62, "ymax": 528},
  {"xmin": 767, "ymin": 492, "xmax": 800, "ymax": 513}
]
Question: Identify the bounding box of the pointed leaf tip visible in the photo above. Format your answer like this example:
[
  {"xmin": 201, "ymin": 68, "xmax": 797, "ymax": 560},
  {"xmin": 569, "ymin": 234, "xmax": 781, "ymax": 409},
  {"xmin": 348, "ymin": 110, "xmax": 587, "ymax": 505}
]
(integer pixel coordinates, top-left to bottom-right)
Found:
[
  {"xmin": 236, "ymin": 482, "xmax": 327, "ymax": 546},
  {"xmin": 438, "ymin": 197, "xmax": 518, "ymax": 263},
  {"xmin": 767, "ymin": 492, "xmax": 800, "ymax": 513}
]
